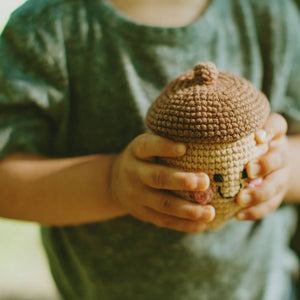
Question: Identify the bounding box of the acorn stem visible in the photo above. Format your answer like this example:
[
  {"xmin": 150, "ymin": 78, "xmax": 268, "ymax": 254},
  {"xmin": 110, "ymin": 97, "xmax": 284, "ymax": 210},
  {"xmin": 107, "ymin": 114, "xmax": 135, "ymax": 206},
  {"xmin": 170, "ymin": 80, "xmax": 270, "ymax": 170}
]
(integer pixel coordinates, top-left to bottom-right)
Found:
[{"xmin": 193, "ymin": 62, "xmax": 219, "ymax": 85}]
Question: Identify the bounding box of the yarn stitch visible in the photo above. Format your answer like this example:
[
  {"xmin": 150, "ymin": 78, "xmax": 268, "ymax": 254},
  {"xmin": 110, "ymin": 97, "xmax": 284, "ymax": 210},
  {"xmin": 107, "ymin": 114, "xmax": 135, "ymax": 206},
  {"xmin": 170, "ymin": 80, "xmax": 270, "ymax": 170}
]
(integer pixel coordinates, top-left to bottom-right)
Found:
[{"xmin": 146, "ymin": 62, "xmax": 270, "ymax": 229}]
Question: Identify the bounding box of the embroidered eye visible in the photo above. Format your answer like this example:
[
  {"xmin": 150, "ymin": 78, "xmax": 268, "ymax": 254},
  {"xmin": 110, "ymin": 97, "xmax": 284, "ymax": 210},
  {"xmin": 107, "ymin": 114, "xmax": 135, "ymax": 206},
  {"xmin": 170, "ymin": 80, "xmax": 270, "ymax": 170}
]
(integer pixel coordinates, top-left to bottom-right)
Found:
[
  {"xmin": 213, "ymin": 174, "xmax": 224, "ymax": 183},
  {"xmin": 242, "ymin": 168, "xmax": 248, "ymax": 179}
]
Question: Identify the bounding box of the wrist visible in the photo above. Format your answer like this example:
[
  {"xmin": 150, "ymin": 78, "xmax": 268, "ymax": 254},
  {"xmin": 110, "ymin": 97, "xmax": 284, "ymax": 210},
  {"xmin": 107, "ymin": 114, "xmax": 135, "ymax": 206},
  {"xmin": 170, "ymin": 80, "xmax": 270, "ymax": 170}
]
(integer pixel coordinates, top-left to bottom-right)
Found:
[{"xmin": 105, "ymin": 152, "xmax": 129, "ymax": 217}]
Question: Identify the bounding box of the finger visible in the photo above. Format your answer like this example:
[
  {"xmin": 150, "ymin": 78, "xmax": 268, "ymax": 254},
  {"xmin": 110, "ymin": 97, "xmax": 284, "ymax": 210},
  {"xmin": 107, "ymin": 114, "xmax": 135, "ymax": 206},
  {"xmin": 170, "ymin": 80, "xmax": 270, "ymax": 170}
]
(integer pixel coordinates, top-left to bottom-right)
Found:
[
  {"xmin": 138, "ymin": 162, "xmax": 210, "ymax": 191},
  {"xmin": 131, "ymin": 133, "xmax": 186, "ymax": 160},
  {"xmin": 236, "ymin": 192, "xmax": 283, "ymax": 221},
  {"xmin": 269, "ymin": 135, "xmax": 288, "ymax": 149},
  {"xmin": 236, "ymin": 168, "xmax": 287, "ymax": 207},
  {"xmin": 246, "ymin": 146, "xmax": 288, "ymax": 178},
  {"xmin": 255, "ymin": 113, "xmax": 287, "ymax": 144},
  {"xmin": 134, "ymin": 207, "xmax": 207, "ymax": 233},
  {"xmin": 143, "ymin": 189, "xmax": 215, "ymax": 222},
  {"xmin": 255, "ymin": 129, "xmax": 273, "ymax": 144}
]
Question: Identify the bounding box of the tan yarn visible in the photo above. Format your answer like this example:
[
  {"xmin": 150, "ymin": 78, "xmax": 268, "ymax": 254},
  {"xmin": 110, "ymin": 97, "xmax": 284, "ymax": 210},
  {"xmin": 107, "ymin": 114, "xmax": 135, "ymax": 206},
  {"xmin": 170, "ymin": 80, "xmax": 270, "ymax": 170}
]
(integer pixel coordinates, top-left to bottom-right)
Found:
[
  {"xmin": 146, "ymin": 62, "xmax": 270, "ymax": 230},
  {"xmin": 160, "ymin": 134, "xmax": 268, "ymax": 229}
]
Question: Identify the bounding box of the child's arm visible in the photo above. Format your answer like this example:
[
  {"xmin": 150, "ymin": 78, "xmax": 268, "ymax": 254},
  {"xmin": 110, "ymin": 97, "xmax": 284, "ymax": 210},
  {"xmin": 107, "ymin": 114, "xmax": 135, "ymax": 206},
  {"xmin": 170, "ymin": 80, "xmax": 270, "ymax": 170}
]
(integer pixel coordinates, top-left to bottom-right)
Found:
[
  {"xmin": 0, "ymin": 133, "xmax": 215, "ymax": 230},
  {"xmin": 236, "ymin": 113, "xmax": 299, "ymax": 221},
  {"xmin": 0, "ymin": 152, "xmax": 124, "ymax": 225}
]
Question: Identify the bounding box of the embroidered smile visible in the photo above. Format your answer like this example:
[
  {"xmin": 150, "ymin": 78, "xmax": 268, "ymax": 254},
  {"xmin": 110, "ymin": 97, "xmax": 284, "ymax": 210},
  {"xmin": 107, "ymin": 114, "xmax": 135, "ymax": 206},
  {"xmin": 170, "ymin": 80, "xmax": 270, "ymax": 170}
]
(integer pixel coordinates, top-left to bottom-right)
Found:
[
  {"xmin": 213, "ymin": 173, "xmax": 244, "ymax": 199},
  {"xmin": 217, "ymin": 185, "xmax": 243, "ymax": 199}
]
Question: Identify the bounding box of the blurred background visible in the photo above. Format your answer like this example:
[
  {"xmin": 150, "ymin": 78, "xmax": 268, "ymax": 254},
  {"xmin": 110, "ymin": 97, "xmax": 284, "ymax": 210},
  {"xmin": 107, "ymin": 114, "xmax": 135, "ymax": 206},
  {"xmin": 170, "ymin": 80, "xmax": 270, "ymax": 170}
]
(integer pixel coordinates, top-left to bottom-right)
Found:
[{"xmin": 0, "ymin": 2, "xmax": 60, "ymax": 300}]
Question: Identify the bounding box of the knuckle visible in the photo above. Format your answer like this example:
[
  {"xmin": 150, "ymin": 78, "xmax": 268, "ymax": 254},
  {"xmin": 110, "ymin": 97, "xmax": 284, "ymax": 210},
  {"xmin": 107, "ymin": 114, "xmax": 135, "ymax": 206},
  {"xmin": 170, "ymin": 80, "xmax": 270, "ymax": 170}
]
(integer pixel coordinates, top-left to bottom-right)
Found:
[
  {"xmin": 135, "ymin": 134, "xmax": 148, "ymax": 156},
  {"xmin": 160, "ymin": 196, "xmax": 172, "ymax": 210},
  {"xmin": 152, "ymin": 170, "xmax": 165, "ymax": 188}
]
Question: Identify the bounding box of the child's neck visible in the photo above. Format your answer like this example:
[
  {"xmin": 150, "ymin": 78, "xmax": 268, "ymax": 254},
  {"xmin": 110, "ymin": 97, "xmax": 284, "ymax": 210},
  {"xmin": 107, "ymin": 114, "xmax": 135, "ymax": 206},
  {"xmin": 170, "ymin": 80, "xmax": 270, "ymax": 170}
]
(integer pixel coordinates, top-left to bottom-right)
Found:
[{"xmin": 108, "ymin": 0, "xmax": 211, "ymax": 27}]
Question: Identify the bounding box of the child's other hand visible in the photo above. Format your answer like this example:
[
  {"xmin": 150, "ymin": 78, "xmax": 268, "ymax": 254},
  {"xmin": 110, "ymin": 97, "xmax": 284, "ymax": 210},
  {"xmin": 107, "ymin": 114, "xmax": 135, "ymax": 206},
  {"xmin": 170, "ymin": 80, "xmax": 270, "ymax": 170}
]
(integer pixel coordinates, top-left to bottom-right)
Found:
[
  {"xmin": 110, "ymin": 133, "xmax": 215, "ymax": 232},
  {"xmin": 236, "ymin": 114, "xmax": 289, "ymax": 221}
]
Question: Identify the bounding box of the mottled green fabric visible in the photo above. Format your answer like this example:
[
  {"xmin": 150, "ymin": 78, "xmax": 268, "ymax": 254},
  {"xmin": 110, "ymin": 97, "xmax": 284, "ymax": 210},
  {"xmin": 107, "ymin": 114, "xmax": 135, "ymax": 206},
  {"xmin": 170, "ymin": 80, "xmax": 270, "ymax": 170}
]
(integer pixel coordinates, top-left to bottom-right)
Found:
[{"xmin": 0, "ymin": 0, "xmax": 300, "ymax": 299}]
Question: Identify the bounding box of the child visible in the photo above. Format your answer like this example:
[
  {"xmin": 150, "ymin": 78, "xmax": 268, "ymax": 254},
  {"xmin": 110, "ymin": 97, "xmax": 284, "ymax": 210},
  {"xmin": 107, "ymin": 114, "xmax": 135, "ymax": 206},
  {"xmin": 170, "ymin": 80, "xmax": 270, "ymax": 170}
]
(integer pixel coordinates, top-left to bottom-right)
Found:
[{"xmin": 0, "ymin": 0, "xmax": 299, "ymax": 299}]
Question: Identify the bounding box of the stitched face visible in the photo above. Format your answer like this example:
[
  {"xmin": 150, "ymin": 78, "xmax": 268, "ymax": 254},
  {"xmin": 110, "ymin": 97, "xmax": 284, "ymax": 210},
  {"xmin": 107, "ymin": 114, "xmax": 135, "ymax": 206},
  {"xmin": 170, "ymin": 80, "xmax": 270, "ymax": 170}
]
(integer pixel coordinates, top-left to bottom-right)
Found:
[
  {"xmin": 213, "ymin": 167, "xmax": 247, "ymax": 199},
  {"xmin": 159, "ymin": 133, "xmax": 268, "ymax": 229}
]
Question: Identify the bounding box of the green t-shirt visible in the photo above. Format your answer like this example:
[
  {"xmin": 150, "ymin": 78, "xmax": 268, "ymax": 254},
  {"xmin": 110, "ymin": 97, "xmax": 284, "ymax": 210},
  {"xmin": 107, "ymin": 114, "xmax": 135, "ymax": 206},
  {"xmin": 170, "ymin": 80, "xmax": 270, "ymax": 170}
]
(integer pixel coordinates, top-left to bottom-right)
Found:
[{"xmin": 0, "ymin": 0, "xmax": 300, "ymax": 299}]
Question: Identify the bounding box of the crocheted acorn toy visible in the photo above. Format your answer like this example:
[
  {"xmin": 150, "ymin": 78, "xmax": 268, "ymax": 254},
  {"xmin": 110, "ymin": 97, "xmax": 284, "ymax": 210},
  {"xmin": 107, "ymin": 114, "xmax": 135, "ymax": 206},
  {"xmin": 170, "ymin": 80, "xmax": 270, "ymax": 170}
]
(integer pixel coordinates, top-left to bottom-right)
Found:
[{"xmin": 146, "ymin": 62, "xmax": 270, "ymax": 230}]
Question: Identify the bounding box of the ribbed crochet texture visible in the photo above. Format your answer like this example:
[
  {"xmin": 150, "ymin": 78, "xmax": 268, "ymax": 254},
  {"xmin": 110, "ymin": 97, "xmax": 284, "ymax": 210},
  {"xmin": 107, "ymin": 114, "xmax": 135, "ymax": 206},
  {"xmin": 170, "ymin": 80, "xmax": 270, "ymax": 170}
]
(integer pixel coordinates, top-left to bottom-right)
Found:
[
  {"xmin": 146, "ymin": 62, "xmax": 270, "ymax": 229},
  {"xmin": 146, "ymin": 62, "xmax": 270, "ymax": 143}
]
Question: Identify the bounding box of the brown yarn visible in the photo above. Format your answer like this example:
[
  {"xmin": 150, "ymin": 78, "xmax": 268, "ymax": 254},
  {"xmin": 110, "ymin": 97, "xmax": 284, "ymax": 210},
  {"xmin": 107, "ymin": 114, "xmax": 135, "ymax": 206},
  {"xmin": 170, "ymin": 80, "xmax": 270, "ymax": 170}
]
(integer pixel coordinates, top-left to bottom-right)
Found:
[
  {"xmin": 193, "ymin": 62, "xmax": 219, "ymax": 85},
  {"xmin": 146, "ymin": 62, "xmax": 270, "ymax": 230},
  {"xmin": 146, "ymin": 62, "xmax": 270, "ymax": 143}
]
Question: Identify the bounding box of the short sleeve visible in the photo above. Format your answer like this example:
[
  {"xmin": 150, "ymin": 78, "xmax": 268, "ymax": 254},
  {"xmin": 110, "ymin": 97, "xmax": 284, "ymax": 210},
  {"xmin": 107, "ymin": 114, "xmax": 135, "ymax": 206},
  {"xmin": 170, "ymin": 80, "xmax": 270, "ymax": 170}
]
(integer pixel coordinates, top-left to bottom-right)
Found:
[
  {"xmin": 0, "ymin": 4, "xmax": 69, "ymax": 159},
  {"xmin": 249, "ymin": 0, "xmax": 300, "ymax": 134}
]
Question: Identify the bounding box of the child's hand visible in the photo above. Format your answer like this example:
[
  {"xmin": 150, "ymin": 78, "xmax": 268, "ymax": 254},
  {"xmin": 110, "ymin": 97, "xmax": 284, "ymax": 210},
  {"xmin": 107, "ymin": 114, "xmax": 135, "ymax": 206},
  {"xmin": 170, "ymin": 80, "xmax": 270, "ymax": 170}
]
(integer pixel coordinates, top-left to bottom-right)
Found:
[
  {"xmin": 110, "ymin": 133, "xmax": 215, "ymax": 232},
  {"xmin": 236, "ymin": 113, "xmax": 289, "ymax": 221}
]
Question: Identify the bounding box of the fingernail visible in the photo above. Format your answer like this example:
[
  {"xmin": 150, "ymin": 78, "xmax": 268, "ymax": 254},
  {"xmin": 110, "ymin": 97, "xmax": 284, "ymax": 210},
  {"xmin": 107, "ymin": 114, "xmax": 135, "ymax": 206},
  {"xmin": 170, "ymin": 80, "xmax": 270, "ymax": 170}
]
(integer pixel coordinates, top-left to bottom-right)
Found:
[
  {"xmin": 239, "ymin": 191, "xmax": 252, "ymax": 207},
  {"xmin": 202, "ymin": 206, "xmax": 215, "ymax": 222},
  {"xmin": 256, "ymin": 129, "xmax": 267, "ymax": 143},
  {"xmin": 196, "ymin": 173, "xmax": 210, "ymax": 191},
  {"xmin": 174, "ymin": 144, "xmax": 186, "ymax": 155},
  {"xmin": 248, "ymin": 162, "xmax": 261, "ymax": 178},
  {"xmin": 236, "ymin": 212, "xmax": 246, "ymax": 220}
]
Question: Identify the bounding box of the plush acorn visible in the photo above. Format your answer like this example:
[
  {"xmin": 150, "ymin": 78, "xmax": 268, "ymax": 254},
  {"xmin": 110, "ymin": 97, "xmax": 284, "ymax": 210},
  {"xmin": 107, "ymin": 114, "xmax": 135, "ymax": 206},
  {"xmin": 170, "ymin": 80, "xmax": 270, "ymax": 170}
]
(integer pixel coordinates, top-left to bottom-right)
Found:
[{"xmin": 146, "ymin": 62, "xmax": 270, "ymax": 230}]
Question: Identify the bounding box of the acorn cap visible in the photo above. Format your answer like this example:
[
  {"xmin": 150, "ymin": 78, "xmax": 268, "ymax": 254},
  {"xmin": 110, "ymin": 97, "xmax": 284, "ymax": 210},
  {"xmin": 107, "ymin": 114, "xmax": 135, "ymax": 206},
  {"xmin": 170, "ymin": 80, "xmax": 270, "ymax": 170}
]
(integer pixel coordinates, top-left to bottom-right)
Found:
[{"xmin": 146, "ymin": 62, "xmax": 270, "ymax": 143}]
